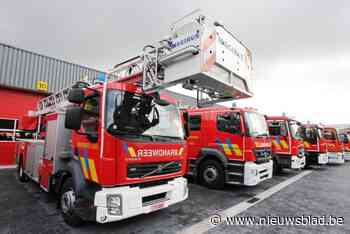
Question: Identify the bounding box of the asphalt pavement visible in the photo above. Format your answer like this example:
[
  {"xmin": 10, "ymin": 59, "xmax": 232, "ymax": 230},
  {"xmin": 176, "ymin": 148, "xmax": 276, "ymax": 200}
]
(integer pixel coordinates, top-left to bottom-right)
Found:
[{"xmin": 0, "ymin": 163, "xmax": 349, "ymax": 234}]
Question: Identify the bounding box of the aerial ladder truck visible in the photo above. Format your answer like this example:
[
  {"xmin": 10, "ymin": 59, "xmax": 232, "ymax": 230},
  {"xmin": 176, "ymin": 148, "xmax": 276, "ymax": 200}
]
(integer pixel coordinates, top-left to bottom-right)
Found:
[{"xmin": 16, "ymin": 11, "xmax": 254, "ymax": 226}]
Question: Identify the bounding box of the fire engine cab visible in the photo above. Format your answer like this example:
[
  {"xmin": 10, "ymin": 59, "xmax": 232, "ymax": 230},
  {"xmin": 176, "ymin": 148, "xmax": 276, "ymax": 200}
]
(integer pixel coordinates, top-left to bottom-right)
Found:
[
  {"xmin": 322, "ymin": 127, "xmax": 345, "ymax": 164},
  {"xmin": 184, "ymin": 107, "xmax": 272, "ymax": 189},
  {"xmin": 266, "ymin": 116, "xmax": 306, "ymax": 174},
  {"xmin": 16, "ymin": 11, "xmax": 253, "ymax": 226},
  {"xmin": 302, "ymin": 124, "xmax": 329, "ymax": 166}
]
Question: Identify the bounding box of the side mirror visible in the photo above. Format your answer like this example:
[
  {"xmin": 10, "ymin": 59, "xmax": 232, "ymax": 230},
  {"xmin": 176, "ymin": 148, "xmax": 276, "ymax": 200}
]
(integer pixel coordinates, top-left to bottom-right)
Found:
[
  {"xmin": 65, "ymin": 107, "xmax": 82, "ymax": 130},
  {"xmin": 154, "ymin": 98, "xmax": 170, "ymax": 106},
  {"xmin": 68, "ymin": 88, "xmax": 85, "ymax": 104}
]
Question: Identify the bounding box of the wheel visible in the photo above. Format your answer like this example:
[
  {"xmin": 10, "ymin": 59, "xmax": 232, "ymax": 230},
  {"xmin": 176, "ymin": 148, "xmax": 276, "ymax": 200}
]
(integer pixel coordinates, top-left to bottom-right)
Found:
[
  {"xmin": 273, "ymin": 159, "xmax": 283, "ymax": 175},
  {"xmin": 60, "ymin": 178, "xmax": 84, "ymax": 227},
  {"xmin": 199, "ymin": 160, "xmax": 225, "ymax": 189},
  {"xmin": 17, "ymin": 158, "xmax": 29, "ymax": 183}
]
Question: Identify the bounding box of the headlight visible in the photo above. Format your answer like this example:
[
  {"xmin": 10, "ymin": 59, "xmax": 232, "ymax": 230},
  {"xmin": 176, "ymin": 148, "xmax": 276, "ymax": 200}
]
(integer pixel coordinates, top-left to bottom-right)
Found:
[
  {"xmin": 107, "ymin": 194, "xmax": 122, "ymax": 216},
  {"xmin": 183, "ymin": 179, "xmax": 188, "ymax": 198}
]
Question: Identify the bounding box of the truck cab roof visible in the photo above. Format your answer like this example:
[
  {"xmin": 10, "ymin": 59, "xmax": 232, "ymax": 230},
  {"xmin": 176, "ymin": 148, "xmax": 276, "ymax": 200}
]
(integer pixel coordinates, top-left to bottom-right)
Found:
[{"xmin": 184, "ymin": 106, "xmax": 260, "ymax": 114}]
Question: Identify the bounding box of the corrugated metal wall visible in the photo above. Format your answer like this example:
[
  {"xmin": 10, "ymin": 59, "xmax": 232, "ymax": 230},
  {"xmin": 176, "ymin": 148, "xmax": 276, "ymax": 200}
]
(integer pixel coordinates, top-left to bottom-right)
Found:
[{"xmin": 0, "ymin": 42, "xmax": 110, "ymax": 93}]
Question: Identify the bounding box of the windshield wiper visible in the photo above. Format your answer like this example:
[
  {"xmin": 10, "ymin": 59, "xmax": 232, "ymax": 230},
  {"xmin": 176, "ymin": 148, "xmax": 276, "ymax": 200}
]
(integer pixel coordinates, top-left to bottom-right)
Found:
[
  {"xmin": 141, "ymin": 161, "xmax": 178, "ymax": 178},
  {"xmin": 151, "ymin": 135, "xmax": 183, "ymax": 142},
  {"xmin": 250, "ymin": 132, "xmax": 268, "ymax": 137}
]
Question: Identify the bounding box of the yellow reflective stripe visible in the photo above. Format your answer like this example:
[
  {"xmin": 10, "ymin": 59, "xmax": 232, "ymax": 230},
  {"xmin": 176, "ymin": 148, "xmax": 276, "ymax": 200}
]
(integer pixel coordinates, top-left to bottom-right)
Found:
[
  {"xmin": 222, "ymin": 144, "xmax": 232, "ymax": 155},
  {"xmin": 128, "ymin": 147, "xmax": 137, "ymax": 157},
  {"xmin": 89, "ymin": 159, "xmax": 99, "ymax": 183},
  {"xmin": 233, "ymin": 144, "xmax": 242, "ymax": 156},
  {"xmin": 272, "ymin": 140, "xmax": 281, "ymax": 149},
  {"xmin": 80, "ymin": 157, "xmax": 89, "ymax": 179},
  {"xmin": 280, "ymin": 140, "xmax": 289, "ymax": 149}
]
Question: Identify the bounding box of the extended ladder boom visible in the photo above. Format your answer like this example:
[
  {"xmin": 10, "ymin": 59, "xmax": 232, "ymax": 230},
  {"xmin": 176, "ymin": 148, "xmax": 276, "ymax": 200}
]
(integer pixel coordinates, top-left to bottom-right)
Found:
[
  {"xmin": 111, "ymin": 10, "xmax": 254, "ymax": 106},
  {"xmin": 32, "ymin": 11, "xmax": 254, "ymax": 115}
]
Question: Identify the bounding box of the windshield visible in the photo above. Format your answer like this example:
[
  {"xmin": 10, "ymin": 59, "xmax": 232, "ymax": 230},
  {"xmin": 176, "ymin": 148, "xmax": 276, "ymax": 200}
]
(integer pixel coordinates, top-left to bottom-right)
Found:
[
  {"xmin": 289, "ymin": 121, "xmax": 303, "ymax": 140},
  {"xmin": 303, "ymin": 127, "xmax": 319, "ymax": 144},
  {"xmin": 339, "ymin": 134, "xmax": 349, "ymax": 144},
  {"xmin": 105, "ymin": 90, "xmax": 184, "ymax": 140},
  {"xmin": 245, "ymin": 112, "xmax": 269, "ymax": 137},
  {"xmin": 322, "ymin": 129, "xmax": 336, "ymax": 141}
]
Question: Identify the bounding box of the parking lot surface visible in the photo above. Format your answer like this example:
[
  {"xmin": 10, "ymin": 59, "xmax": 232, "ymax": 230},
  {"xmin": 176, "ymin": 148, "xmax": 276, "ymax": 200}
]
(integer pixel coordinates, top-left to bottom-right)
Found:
[{"xmin": 0, "ymin": 164, "xmax": 349, "ymax": 234}]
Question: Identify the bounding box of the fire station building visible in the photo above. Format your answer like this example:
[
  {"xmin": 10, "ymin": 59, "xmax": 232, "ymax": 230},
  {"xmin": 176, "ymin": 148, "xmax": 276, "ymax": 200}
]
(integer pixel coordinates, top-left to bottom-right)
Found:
[{"xmin": 0, "ymin": 42, "xmax": 109, "ymax": 166}]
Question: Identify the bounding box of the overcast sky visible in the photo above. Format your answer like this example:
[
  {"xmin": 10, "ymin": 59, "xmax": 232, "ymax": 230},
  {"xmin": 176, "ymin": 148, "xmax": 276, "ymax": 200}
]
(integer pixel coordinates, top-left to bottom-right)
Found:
[{"xmin": 1, "ymin": 0, "xmax": 349, "ymax": 124}]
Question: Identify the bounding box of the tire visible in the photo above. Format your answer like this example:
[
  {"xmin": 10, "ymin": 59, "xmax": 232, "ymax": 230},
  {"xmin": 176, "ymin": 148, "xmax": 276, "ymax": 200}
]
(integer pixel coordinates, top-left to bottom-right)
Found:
[
  {"xmin": 17, "ymin": 158, "xmax": 29, "ymax": 183},
  {"xmin": 60, "ymin": 178, "xmax": 84, "ymax": 227},
  {"xmin": 273, "ymin": 158, "xmax": 283, "ymax": 175},
  {"xmin": 199, "ymin": 159, "xmax": 225, "ymax": 189}
]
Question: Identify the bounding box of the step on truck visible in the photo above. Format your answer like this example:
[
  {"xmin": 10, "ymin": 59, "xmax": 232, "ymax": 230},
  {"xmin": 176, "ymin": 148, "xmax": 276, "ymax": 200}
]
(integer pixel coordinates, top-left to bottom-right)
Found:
[
  {"xmin": 266, "ymin": 116, "xmax": 306, "ymax": 174},
  {"xmin": 302, "ymin": 124, "xmax": 329, "ymax": 166},
  {"xmin": 322, "ymin": 127, "xmax": 345, "ymax": 164},
  {"xmin": 16, "ymin": 11, "xmax": 254, "ymax": 226},
  {"xmin": 184, "ymin": 107, "xmax": 272, "ymax": 189},
  {"xmin": 338, "ymin": 131, "xmax": 350, "ymax": 161}
]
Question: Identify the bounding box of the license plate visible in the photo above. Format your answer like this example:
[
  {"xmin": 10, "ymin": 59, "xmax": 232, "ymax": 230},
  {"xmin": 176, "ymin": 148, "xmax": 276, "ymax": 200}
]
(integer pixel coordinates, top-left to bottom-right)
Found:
[{"xmin": 150, "ymin": 202, "xmax": 165, "ymax": 212}]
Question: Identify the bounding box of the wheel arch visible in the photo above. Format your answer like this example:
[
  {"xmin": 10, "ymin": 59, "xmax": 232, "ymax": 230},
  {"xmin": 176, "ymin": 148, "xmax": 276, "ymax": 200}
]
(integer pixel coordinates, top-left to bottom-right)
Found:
[{"xmin": 195, "ymin": 148, "xmax": 228, "ymax": 178}]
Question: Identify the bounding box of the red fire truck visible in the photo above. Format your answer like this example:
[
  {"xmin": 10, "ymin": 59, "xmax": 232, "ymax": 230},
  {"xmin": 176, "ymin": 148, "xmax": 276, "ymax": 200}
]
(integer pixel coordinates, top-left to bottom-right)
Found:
[
  {"xmin": 16, "ymin": 12, "xmax": 254, "ymax": 226},
  {"xmin": 184, "ymin": 107, "xmax": 272, "ymax": 189},
  {"xmin": 338, "ymin": 131, "xmax": 350, "ymax": 161},
  {"xmin": 302, "ymin": 124, "xmax": 328, "ymax": 166},
  {"xmin": 322, "ymin": 127, "xmax": 344, "ymax": 164},
  {"xmin": 266, "ymin": 116, "xmax": 305, "ymax": 174}
]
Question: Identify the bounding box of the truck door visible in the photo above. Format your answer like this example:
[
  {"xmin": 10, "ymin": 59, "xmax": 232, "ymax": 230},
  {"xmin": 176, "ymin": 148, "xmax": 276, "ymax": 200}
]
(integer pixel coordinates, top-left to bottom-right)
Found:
[
  {"xmin": 72, "ymin": 95, "xmax": 101, "ymax": 184},
  {"xmin": 215, "ymin": 112, "xmax": 244, "ymax": 161},
  {"xmin": 187, "ymin": 114, "xmax": 202, "ymax": 160},
  {"xmin": 269, "ymin": 121, "xmax": 290, "ymax": 154}
]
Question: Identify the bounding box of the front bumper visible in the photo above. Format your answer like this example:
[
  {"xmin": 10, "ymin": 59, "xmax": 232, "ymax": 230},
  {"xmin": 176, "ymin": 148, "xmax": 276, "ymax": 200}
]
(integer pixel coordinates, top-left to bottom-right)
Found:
[
  {"xmin": 318, "ymin": 153, "xmax": 329, "ymax": 164},
  {"xmin": 343, "ymin": 152, "xmax": 350, "ymax": 161},
  {"xmin": 291, "ymin": 155, "xmax": 306, "ymax": 169},
  {"xmin": 243, "ymin": 160, "xmax": 273, "ymax": 186},
  {"xmin": 327, "ymin": 152, "xmax": 345, "ymax": 164},
  {"xmin": 94, "ymin": 177, "xmax": 188, "ymax": 223}
]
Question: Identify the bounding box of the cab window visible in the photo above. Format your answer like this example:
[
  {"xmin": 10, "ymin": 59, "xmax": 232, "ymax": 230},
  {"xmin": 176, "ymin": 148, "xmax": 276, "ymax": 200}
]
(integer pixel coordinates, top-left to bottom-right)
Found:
[
  {"xmin": 189, "ymin": 115, "xmax": 201, "ymax": 131},
  {"xmin": 217, "ymin": 112, "xmax": 241, "ymax": 135},
  {"xmin": 268, "ymin": 121, "xmax": 288, "ymax": 137},
  {"xmin": 81, "ymin": 96, "xmax": 99, "ymax": 134}
]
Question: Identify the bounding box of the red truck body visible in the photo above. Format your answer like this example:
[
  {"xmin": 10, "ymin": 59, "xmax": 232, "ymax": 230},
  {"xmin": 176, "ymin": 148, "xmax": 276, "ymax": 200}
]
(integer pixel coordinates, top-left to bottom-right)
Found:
[
  {"xmin": 17, "ymin": 79, "xmax": 188, "ymax": 225},
  {"xmin": 338, "ymin": 132, "xmax": 350, "ymax": 161},
  {"xmin": 322, "ymin": 127, "xmax": 345, "ymax": 164},
  {"xmin": 302, "ymin": 124, "xmax": 328, "ymax": 165},
  {"xmin": 184, "ymin": 107, "xmax": 273, "ymax": 189},
  {"xmin": 266, "ymin": 116, "xmax": 306, "ymax": 173}
]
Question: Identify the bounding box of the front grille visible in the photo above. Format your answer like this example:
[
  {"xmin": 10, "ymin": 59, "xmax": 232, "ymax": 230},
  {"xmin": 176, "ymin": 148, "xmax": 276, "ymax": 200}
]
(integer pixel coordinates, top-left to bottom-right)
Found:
[
  {"xmin": 254, "ymin": 147, "xmax": 272, "ymax": 164},
  {"xmin": 142, "ymin": 192, "xmax": 167, "ymax": 206},
  {"xmin": 127, "ymin": 161, "xmax": 181, "ymax": 178}
]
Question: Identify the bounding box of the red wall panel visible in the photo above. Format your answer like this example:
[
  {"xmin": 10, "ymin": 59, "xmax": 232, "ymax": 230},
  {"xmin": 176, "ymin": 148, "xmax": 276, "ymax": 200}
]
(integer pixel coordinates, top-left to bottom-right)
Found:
[
  {"xmin": 0, "ymin": 87, "xmax": 45, "ymax": 165},
  {"xmin": 0, "ymin": 87, "xmax": 45, "ymax": 119}
]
